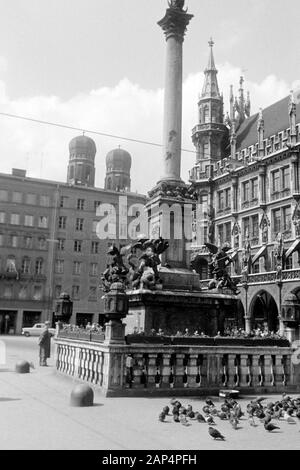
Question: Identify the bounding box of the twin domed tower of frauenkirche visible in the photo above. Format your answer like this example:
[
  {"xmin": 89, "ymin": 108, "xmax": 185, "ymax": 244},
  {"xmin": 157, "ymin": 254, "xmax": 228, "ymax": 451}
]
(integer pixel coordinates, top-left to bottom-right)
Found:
[{"xmin": 67, "ymin": 135, "xmax": 132, "ymax": 192}]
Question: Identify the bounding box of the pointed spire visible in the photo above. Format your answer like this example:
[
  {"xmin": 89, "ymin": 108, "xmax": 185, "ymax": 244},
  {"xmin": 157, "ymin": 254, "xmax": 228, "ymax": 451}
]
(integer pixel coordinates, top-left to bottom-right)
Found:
[
  {"xmin": 230, "ymin": 85, "xmax": 234, "ymax": 120},
  {"xmin": 201, "ymin": 38, "xmax": 220, "ymax": 98},
  {"xmin": 206, "ymin": 37, "xmax": 217, "ymax": 71},
  {"xmin": 245, "ymin": 91, "xmax": 251, "ymax": 117}
]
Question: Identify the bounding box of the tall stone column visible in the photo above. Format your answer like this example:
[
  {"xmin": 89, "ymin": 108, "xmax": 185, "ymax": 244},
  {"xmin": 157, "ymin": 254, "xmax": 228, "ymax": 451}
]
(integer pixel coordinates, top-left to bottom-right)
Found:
[{"xmin": 158, "ymin": 1, "xmax": 193, "ymax": 184}]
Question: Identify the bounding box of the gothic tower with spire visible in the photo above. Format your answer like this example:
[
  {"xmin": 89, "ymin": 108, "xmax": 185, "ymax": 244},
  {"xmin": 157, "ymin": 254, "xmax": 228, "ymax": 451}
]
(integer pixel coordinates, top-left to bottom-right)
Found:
[{"xmin": 191, "ymin": 39, "xmax": 228, "ymax": 176}]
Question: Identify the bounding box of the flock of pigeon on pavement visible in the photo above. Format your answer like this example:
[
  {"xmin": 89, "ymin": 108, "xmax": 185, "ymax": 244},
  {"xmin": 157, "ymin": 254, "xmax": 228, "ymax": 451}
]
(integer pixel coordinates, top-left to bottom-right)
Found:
[{"xmin": 158, "ymin": 393, "xmax": 300, "ymax": 440}]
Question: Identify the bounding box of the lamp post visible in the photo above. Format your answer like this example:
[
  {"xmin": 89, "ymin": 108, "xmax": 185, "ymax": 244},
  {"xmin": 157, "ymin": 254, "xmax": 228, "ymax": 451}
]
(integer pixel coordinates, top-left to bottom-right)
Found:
[{"xmin": 54, "ymin": 292, "xmax": 73, "ymax": 333}]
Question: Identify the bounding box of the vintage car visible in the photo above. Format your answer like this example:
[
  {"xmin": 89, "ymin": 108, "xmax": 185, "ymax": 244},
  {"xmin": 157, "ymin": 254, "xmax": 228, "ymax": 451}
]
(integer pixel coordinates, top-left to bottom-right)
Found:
[{"xmin": 22, "ymin": 323, "xmax": 56, "ymax": 337}]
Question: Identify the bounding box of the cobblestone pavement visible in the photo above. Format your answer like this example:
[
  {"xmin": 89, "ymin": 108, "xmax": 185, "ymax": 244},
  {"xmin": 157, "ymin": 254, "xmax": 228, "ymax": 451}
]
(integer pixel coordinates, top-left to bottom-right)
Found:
[{"xmin": 0, "ymin": 336, "xmax": 299, "ymax": 450}]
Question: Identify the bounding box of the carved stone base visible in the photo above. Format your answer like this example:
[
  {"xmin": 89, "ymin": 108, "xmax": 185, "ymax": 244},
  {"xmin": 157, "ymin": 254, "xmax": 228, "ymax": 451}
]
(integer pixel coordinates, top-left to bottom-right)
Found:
[{"xmin": 104, "ymin": 320, "xmax": 126, "ymax": 345}]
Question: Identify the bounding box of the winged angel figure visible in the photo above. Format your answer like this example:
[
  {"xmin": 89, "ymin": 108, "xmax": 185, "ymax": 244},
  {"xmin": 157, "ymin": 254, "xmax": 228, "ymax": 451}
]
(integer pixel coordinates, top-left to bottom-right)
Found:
[{"xmin": 205, "ymin": 242, "xmax": 240, "ymax": 294}]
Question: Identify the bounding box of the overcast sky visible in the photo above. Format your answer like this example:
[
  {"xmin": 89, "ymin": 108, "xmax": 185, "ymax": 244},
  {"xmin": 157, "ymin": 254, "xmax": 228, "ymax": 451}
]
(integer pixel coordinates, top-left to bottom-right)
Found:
[{"xmin": 0, "ymin": 0, "xmax": 299, "ymax": 193}]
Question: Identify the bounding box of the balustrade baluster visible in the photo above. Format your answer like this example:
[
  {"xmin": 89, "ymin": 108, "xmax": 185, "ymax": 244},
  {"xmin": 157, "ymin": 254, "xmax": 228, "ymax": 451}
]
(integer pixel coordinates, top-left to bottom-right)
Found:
[
  {"xmin": 188, "ymin": 354, "xmax": 199, "ymax": 388},
  {"xmin": 264, "ymin": 354, "xmax": 272, "ymax": 386},
  {"xmin": 239, "ymin": 354, "xmax": 249, "ymax": 387},
  {"xmin": 252, "ymin": 355, "xmax": 260, "ymax": 387},
  {"xmin": 147, "ymin": 353, "xmax": 158, "ymax": 388}
]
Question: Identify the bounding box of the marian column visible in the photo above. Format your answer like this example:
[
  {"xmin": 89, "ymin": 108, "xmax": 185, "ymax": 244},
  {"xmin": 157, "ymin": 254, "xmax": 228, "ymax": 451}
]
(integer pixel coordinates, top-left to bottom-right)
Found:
[
  {"xmin": 146, "ymin": 0, "xmax": 197, "ymax": 279},
  {"xmin": 158, "ymin": 0, "xmax": 193, "ymax": 184}
]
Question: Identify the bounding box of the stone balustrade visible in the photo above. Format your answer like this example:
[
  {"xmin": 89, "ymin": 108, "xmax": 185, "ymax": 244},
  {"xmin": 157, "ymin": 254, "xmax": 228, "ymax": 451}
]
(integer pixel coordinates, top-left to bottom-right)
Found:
[{"xmin": 55, "ymin": 335, "xmax": 295, "ymax": 396}]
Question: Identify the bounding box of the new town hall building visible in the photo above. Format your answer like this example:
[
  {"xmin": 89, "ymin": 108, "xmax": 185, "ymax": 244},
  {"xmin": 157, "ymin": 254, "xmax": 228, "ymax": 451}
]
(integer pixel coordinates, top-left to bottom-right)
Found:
[
  {"xmin": 0, "ymin": 137, "xmax": 145, "ymax": 334},
  {"xmin": 190, "ymin": 41, "xmax": 300, "ymax": 340}
]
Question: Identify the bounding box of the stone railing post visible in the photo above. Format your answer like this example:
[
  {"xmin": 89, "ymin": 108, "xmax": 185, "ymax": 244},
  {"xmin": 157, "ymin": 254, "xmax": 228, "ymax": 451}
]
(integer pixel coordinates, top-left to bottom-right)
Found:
[
  {"xmin": 161, "ymin": 353, "xmax": 172, "ymax": 388},
  {"xmin": 263, "ymin": 354, "xmax": 273, "ymax": 386},
  {"xmin": 227, "ymin": 354, "xmax": 237, "ymax": 387},
  {"xmin": 274, "ymin": 354, "xmax": 284, "ymax": 386},
  {"xmin": 251, "ymin": 354, "xmax": 261, "ymax": 387},
  {"xmin": 147, "ymin": 353, "xmax": 159, "ymax": 387},
  {"xmin": 174, "ymin": 353, "xmax": 185, "ymax": 388},
  {"xmin": 188, "ymin": 354, "xmax": 199, "ymax": 388},
  {"xmin": 240, "ymin": 354, "xmax": 250, "ymax": 387}
]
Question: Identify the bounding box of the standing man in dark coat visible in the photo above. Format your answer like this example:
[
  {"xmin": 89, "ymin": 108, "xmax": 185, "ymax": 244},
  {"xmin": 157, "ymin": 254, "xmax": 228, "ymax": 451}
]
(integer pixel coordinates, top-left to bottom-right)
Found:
[{"xmin": 38, "ymin": 321, "xmax": 52, "ymax": 366}]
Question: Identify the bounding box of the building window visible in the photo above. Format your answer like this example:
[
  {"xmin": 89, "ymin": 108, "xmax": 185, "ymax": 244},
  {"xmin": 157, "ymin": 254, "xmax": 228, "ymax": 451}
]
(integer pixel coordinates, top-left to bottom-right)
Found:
[
  {"xmin": 94, "ymin": 201, "xmax": 101, "ymax": 211},
  {"xmin": 12, "ymin": 191, "xmax": 22, "ymax": 203},
  {"xmin": 282, "ymin": 166, "xmax": 290, "ymax": 189},
  {"xmin": 35, "ymin": 258, "xmax": 43, "ymax": 275},
  {"xmin": 24, "ymin": 215, "xmax": 34, "ymax": 227},
  {"xmin": 0, "ymin": 212, "xmax": 5, "ymax": 223},
  {"xmin": 251, "ymin": 215, "xmax": 259, "ymax": 241},
  {"xmin": 57, "ymin": 238, "xmax": 65, "ymax": 251},
  {"xmin": 58, "ymin": 216, "xmax": 67, "ymax": 229},
  {"xmin": 74, "ymin": 240, "xmax": 82, "ymax": 252},
  {"xmin": 89, "ymin": 286, "xmax": 97, "ymax": 300},
  {"xmin": 224, "ymin": 189, "xmax": 231, "ymax": 209},
  {"xmin": 77, "ymin": 199, "xmax": 85, "ymax": 210},
  {"xmin": 72, "ymin": 285, "xmax": 80, "ymax": 299},
  {"xmin": 285, "ymin": 256, "xmax": 293, "ymax": 270},
  {"xmin": 90, "ymin": 263, "xmax": 98, "ymax": 276},
  {"xmin": 282, "ymin": 206, "xmax": 292, "ymax": 232},
  {"xmin": 26, "ymin": 194, "xmax": 36, "ymax": 205},
  {"xmin": 272, "ymin": 170, "xmax": 280, "ymax": 193},
  {"xmin": 40, "ymin": 195, "xmax": 50, "ymax": 207},
  {"xmin": 24, "ymin": 236, "xmax": 32, "ymax": 249},
  {"xmin": 0, "ymin": 190, "xmax": 8, "ymax": 201},
  {"xmin": 33, "ymin": 285, "xmax": 42, "ymax": 300},
  {"xmin": 75, "ymin": 218, "xmax": 84, "ymax": 231},
  {"xmin": 3, "ymin": 285, "xmax": 13, "ymax": 298},
  {"xmin": 73, "ymin": 261, "xmax": 82, "ymax": 275},
  {"xmin": 10, "ymin": 235, "xmax": 18, "ymax": 248},
  {"xmin": 10, "ymin": 213, "xmax": 20, "ymax": 225},
  {"xmin": 242, "ymin": 217, "xmax": 250, "ymax": 240},
  {"xmin": 92, "ymin": 220, "xmax": 99, "ymax": 232},
  {"xmin": 91, "ymin": 241, "xmax": 99, "ymax": 254},
  {"xmin": 252, "ymin": 261, "xmax": 260, "ymax": 274},
  {"xmin": 272, "ymin": 208, "xmax": 281, "ymax": 235},
  {"xmin": 242, "ymin": 181, "xmax": 250, "ymax": 202},
  {"xmin": 225, "ymin": 222, "xmax": 231, "ymax": 244},
  {"xmin": 55, "ymin": 260, "xmax": 64, "ymax": 274},
  {"xmin": 251, "ymin": 178, "xmax": 258, "ymax": 200},
  {"xmin": 38, "ymin": 237, "xmax": 47, "ymax": 250},
  {"xmin": 55, "ymin": 285, "xmax": 62, "ymax": 298},
  {"xmin": 21, "ymin": 257, "xmax": 31, "ymax": 274},
  {"xmin": 218, "ymin": 225, "xmax": 224, "ymax": 245},
  {"xmin": 19, "ymin": 286, "xmax": 27, "ymax": 300},
  {"xmin": 38, "ymin": 216, "xmax": 48, "ymax": 228},
  {"xmin": 6, "ymin": 256, "xmax": 17, "ymax": 273},
  {"xmin": 218, "ymin": 191, "xmax": 224, "ymax": 211}
]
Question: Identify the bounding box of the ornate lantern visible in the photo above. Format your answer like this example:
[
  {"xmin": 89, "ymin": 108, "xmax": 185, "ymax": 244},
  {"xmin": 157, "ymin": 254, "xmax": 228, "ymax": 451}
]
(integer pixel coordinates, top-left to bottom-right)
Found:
[{"xmin": 54, "ymin": 292, "xmax": 73, "ymax": 324}]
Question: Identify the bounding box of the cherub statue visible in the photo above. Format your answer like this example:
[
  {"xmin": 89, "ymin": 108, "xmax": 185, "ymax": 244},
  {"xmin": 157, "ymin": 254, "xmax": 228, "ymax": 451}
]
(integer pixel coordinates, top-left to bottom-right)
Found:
[
  {"xmin": 128, "ymin": 237, "xmax": 169, "ymax": 290},
  {"xmin": 101, "ymin": 245, "xmax": 129, "ymax": 292},
  {"xmin": 169, "ymin": 0, "xmax": 185, "ymax": 9},
  {"xmin": 205, "ymin": 242, "xmax": 239, "ymax": 294}
]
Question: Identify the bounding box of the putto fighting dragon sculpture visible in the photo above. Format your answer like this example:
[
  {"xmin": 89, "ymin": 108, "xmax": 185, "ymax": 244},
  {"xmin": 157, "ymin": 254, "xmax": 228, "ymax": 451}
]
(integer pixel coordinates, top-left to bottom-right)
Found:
[{"xmin": 101, "ymin": 237, "xmax": 169, "ymax": 292}]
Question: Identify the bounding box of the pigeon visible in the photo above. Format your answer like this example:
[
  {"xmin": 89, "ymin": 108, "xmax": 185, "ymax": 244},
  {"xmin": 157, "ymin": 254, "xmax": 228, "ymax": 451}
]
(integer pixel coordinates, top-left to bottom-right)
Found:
[
  {"xmin": 159, "ymin": 412, "xmax": 166, "ymax": 422},
  {"xmin": 217, "ymin": 411, "xmax": 227, "ymax": 420},
  {"xmin": 206, "ymin": 399, "xmax": 215, "ymax": 407},
  {"xmin": 208, "ymin": 427, "xmax": 225, "ymax": 440},
  {"xmin": 262, "ymin": 414, "xmax": 272, "ymax": 425},
  {"xmin": 180, "ymin": 414, "xmax": 189, "ymax": 426},
  {"xmin": 210, "ymin": 407, "xmax": 218, "ymax": 416},
  {"xmin": 264, "ymin": 423, "xmax": 280, "ymax": 432},
  {"xmin": 163, "ymin": 406, "xmax": 170, "ymax": 415},
  {"xmin": 205, "ymin": 415, "xmax": 215, "ymax": 425},
  {"xmin": 173, "ymin": 413, "xmax": 180, "ymax": 423},
  {"xmin": 197, "ymin": 413, "xmax": 206, "ymax": 423},
  {"xmin": 187, "ymin": 410, "xmax": 195, "ymax": 419},
  {"xmin": 202, "ymin": 405, "xmax": 210, "ymax": 414},
  {"xmin": 286, "ymin": 416, "xmax": 296, "ymax": 424},
  {"xmin": 179, "ymin": 407, "xmax": 187, "ymax": 415},
  {"xmin": 230, "ymin": 416, "xmax": 239, "ymax": 430}
]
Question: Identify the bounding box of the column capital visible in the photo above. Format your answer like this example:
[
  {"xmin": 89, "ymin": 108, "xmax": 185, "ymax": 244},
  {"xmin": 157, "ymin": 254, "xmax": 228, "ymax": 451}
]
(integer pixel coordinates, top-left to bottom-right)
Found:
[{"xmin": 158, "ymin": 8, "xmax": 193, "ymax": 41}]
